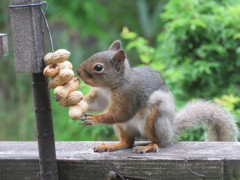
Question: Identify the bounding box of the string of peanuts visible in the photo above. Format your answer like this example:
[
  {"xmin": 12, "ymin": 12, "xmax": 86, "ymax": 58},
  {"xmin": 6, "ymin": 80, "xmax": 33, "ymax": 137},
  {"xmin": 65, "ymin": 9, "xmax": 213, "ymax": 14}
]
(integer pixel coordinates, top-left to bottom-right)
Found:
[{"xmin": 43, "ymin": 49, "xmax": 89, "ymax": 120}]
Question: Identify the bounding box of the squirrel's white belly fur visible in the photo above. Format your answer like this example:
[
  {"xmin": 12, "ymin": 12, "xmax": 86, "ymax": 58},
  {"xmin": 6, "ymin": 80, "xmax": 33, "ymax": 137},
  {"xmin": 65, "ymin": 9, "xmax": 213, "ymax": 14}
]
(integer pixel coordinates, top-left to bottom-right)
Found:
[
  {"xmin": 119, "ymin": 108, "xmax": 150, "ymax": 139},
  {"xmin": 118, "ymin": 89, "xmax": 175, "ymax": 139}
]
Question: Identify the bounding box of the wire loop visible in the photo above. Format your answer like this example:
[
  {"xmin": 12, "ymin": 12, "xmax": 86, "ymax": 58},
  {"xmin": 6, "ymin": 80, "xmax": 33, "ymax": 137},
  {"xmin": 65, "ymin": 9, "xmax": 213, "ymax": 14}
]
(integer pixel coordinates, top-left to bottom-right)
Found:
[{"xmin": 9, "ymin": 1, "xmax": 45, "ymax": 8}]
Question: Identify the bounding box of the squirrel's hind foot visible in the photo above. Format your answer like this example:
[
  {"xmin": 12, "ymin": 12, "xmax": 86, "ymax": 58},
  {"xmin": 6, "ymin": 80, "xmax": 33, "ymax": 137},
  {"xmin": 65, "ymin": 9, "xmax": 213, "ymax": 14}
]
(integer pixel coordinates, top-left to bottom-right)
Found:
[
  {"xmin": 93, "ymin": 142, "xmax": 132, "ymax": 153},
  {"xmin": 133, "ymin": 143, "xmax": 159, "ymax": 154}
]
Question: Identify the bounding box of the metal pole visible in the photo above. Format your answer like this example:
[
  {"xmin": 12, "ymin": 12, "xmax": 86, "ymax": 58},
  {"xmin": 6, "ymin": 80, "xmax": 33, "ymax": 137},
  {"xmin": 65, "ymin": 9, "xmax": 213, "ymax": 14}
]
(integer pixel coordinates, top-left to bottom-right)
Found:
[
  {"xmin": 9, "ymin": 0, "xmax": 59, "ymax": 179},
  {"xmin": 32, "ymin": 73, "xmax": 59, "ymax": 180}
]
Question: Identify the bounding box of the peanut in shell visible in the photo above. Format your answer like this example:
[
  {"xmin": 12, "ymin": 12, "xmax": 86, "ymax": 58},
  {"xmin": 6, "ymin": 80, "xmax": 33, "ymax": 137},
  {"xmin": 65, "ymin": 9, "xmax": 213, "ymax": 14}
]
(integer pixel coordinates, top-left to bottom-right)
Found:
[
  {"xmin": 54, "ymin": 78, "xmax": 80, "ymax": 100},
  {"xmin": 69, "ymin": 106, "xmax": 83, "ymax": 120},
  {"xmin": 43, "ymin": 64, "xmax": 60, "ymax": 77},
  {"xmin": 58, "ymin": 61, "xmax": 73, "ymax": 69},
  {"xmin": 59, "ymin": 91, "xmax": 83, "ymax": 107},
  {"xmin": 48, "ymin": 68, "xmax": 74, "ymax": 89},
  {"xmin": 59, "ymin": 99, "xmax": 70, "ymax": 107},
  {"xmin": 44, "ymin": 49, "xmax": 70, "ymax": 65},
  {"xmin": 67, "ymin": 91, "xmax": 83, "ymax": 105},
  {"xmin": 78, "ymin": 100, "xmax": 89, "ymax": 112},
  {"xmin": 68, "ymin": 100, "xmax": 89, "ymax": 120}
]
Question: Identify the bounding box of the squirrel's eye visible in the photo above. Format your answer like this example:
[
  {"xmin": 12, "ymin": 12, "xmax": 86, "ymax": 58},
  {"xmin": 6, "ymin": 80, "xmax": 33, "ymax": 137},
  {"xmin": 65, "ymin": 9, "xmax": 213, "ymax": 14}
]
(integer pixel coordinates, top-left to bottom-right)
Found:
[{"xmin": 94, "ymin": 64, "xmax": 104, "ymax": 72}]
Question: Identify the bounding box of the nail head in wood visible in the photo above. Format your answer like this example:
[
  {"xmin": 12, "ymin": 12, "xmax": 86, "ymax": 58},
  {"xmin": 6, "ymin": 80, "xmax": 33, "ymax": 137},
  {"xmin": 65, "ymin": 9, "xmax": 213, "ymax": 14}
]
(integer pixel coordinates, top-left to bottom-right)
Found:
[{"xmin": 0, "ymin": 34, "xmax": 8, "ymax": 56}]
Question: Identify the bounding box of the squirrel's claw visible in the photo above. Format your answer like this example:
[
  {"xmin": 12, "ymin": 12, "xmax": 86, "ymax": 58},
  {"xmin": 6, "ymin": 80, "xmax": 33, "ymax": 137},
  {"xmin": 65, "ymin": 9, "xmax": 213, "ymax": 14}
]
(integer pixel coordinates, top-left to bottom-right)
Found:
[
  {"xmin": 79, "ymin": 114, "xmax": 96, "ymax": 126},
  {"xmin": 79, "ymin": 120, "xmax": 95, "ymax": 126},
  {"xmin": 80, "ymin": 113, "xmax": 92, "ymax": 120}
]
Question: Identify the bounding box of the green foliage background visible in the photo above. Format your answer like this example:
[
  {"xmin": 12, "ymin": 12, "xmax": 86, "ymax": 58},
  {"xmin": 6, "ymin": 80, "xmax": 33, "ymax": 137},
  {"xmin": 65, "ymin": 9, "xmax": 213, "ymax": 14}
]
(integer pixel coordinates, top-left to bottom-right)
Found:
[{"xmin": 0, "ymin": 0, "xmax": 239, "ymax": 141}]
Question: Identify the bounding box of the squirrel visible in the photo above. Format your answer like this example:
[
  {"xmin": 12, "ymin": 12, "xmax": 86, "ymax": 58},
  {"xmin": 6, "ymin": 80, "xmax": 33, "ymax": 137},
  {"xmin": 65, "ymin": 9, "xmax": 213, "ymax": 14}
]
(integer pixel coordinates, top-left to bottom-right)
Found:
[{"xmin": 76, "ymin": 40, "xmax": 239, "ymax": 153}]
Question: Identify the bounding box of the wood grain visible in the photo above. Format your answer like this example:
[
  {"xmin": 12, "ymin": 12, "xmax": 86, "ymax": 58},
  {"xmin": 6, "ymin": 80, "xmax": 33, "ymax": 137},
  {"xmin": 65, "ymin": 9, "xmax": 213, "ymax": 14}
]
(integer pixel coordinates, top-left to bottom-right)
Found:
[{"xmin": 0, "ymin": 141, "xmax": 240, "ymax": 180}]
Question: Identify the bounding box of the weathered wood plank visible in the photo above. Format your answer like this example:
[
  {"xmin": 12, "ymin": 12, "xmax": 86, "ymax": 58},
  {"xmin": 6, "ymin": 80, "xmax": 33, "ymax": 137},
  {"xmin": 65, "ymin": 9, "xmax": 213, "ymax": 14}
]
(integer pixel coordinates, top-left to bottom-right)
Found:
[
  {"xmin": 0, "ymin": 159, "xmax": 40, "ymax": 180},
  {"xmin": 0, "ymin": 141, "xmax": 240, "ymax": 180},
  {"xmin": 0, "ymin": 34, "xmax": 8, "ymax": 56}
]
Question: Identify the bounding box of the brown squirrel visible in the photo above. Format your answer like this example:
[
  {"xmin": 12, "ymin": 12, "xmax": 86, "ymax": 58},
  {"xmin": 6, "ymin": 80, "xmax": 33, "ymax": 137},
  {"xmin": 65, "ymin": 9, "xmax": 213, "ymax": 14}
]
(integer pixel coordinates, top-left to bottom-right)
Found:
[{"xmin": 77, "ymin": 40, "xmax": 239, "ymax": 153}]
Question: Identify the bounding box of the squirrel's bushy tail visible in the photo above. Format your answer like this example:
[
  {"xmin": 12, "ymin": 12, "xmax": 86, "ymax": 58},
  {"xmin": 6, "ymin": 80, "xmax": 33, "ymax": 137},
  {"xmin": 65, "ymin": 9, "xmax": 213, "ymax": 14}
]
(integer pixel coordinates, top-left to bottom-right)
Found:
[{"xmin": 174, "ymin": 100, "xmax": 239, "ymax": 141}]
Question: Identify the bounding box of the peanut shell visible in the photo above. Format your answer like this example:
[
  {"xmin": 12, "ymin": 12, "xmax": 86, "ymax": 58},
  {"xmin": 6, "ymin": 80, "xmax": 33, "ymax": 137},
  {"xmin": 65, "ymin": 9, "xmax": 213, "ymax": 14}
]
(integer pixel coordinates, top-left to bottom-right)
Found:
[
  {"xmin": 44, "ymin": 49, "xmax": 70, "ymax": 65},
  {"xmin": 78, "ymin": 100, "xmax": 89, "ymax": 112},
  {"xmin": 54, "ymin": 78, "xmax": 80, "ymax": 100},
  {"xmin": 59, "ymin": 99, "xmax": 70, "ymax": 107},
  {"xmin": 69, "ymin": 106, "xmax": 82, "ymax": 120},
  {"xmin": 67, "ymin": 91, "xmax": 83, "ymax": 105},
  {"xmin": 68, "ymin": 100, "xmax": 89, "ymax": 120},
  {"xmin": 48, "ymin": 68, "xmax": 74, "ymax": 89},
  {"xmin": 43, "ymin": 64, "xmax": 60, "ymax": 77},
  {"xmin": 59, "ymin": 91, "xmax": 83, "ymax": 107},
  {"xmin": 58, "ymin": 61, "xmax": 73, "ymax": 69}
]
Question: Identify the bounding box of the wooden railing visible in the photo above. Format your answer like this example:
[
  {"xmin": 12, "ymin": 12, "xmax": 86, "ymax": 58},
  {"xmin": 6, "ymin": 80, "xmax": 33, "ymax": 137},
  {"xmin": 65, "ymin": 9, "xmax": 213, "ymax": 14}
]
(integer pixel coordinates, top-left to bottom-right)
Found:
[{"xmin": 0, "ymin": 141, "xmax": 239, "ymax": 180}]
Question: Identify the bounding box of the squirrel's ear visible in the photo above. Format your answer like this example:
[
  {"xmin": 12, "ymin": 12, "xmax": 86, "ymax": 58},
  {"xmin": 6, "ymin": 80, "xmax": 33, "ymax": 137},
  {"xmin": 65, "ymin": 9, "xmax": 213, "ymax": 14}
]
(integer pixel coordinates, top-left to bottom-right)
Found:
[
  {"xmin": 109, "ymin": 40, "xmax": 122, "ymax": 50},
  {"xmin": 112, "ymin": 49, "xmax": 126, "ymax": 71}
]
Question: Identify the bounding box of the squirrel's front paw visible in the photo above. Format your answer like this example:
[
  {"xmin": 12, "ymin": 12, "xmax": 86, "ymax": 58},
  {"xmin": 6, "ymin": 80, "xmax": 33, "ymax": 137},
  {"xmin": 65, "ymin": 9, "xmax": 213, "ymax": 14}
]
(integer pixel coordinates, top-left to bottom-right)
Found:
[{"xmin": 79, "ymin": 114, "xmax": 99, "ymax": 126}]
